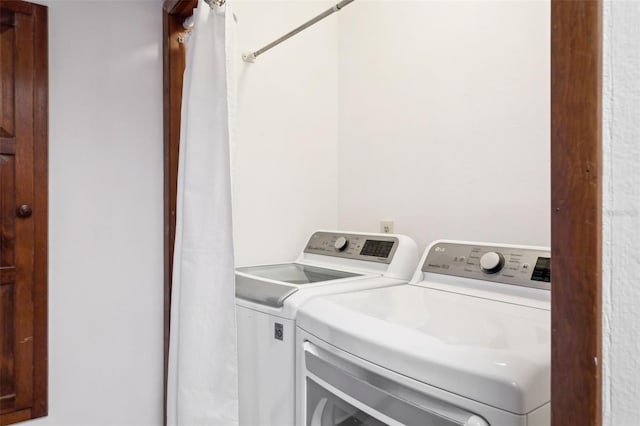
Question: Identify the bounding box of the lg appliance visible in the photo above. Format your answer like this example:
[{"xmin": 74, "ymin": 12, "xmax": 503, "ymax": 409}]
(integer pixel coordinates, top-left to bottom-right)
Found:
[
  {"xmin": 296, "ymin": 240, "xmax": 551, "ymax": 426},
  {"xmin": 236, "ymin": 230, "xmax": 418, "ymax": 426}
]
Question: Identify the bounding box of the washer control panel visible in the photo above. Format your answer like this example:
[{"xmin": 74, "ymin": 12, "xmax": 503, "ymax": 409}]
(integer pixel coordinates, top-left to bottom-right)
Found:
[
  {"xmin": 304, "ymin": 232, "xmax": 398, "ymax": 264},
  {"xmin": 422, "ymin": 242, "xmax": 550, "ymax": 289}
]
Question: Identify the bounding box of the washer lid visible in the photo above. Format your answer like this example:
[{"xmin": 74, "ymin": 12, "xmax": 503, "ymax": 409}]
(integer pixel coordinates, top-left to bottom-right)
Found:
[
  {"xmin": 236, "ymin": 263, "xmax": 362, "ymax": 284},
  {"xmin": 235, "ymin": 263, "xmax": 364, "ymax": 307},
  {"xmin": 297, "ymin": 284, "xmax": 550, "ymax": 415}
]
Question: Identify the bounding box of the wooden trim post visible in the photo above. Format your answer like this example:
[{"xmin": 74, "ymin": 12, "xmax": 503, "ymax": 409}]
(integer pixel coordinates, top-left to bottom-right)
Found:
[
  {"xmin": 550, "ymin": 1, "xmax": 602, "ymax": 425},
  {"xmin": 162, "ymin": 1, "xmax": 196, "ymax": 425}
]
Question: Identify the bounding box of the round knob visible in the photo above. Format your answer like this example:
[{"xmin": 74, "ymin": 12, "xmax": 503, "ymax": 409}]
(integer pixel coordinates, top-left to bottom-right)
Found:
[
  {"xmin": 480, "ymin": 251, "xmax": 505, "ymax": 274},
  {"xmin": 16, "ymin": 204, "xmax": 33, "ymax": 218},
  {"xmin": 334, "ymin": 237, "xmax": 348, "ymax": 251}
]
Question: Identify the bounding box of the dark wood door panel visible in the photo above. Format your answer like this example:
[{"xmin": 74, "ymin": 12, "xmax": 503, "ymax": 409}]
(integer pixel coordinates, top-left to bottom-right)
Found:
[
  {"xmin": 0, "ymin": 1, "xmax": 47, "ymax": 423},
  {"xmin": 0, "ymin": 9, "xmax": 15, "ymax": 139},
  {"xmin": 0, "ymin": 2, "xmax": 31, "ymax": 15},
  {"xmin": 0, "ymin": 2, "xmax": 20, "ymax": 413},
  {"xmin": 0, "ymin": 13, "xmax": 18, "ymax": 409},
  {"xmin": 0, "ymin": 150, "xmax": 17, "ymax": 411},
  {"xmin": 0, "ymin": 141, "xmax": 15, "ymax": 154},
  {"xmin": 0, "ymin": 155, "xmax": 15, "ymax": 267},
  {"xmin": 0, "ymin": 283, "xmax": 15, "ymax": 414},
  {"xmin": 11, "ymin": 9, "xmax": 34, "ymax": 412}
]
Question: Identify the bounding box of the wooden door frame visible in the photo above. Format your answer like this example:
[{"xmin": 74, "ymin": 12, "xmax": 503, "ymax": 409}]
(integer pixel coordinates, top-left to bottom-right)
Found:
[
  {"xmin": 550, "ymin": 2, "xmax": 602, "ymax": 424},
  {"xmin": 162, "ymin": 1, "xmax": 603, "ymax": 425},
  {"xmin": 161, "ymin": 2, "xmax": 189, "ymax": 424}
]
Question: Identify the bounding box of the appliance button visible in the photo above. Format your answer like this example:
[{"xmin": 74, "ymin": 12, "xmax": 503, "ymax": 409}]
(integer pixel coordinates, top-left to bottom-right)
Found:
[
  {"xmin": 480, "ymin": 252, "xmax": 505, "ymax": 274},
  {"xmin": 334, "ymin": 237, "xmax": 348, "ymax": 251}
]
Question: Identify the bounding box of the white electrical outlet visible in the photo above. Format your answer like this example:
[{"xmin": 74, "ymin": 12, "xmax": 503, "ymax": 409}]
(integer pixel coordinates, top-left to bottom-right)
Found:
[{"xmin": 380, "ymin": 220, "xmax": 394, "ymax": 234}]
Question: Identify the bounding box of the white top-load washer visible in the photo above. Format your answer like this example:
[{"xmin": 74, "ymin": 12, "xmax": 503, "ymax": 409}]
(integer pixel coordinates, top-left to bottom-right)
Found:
[
  {"xmin": 296, "ymin": 240, "xmax": 551, "ymax": 426},
  {"xmin": 235, "ymin": 230, "xmax": 418, "ymax": 426}
]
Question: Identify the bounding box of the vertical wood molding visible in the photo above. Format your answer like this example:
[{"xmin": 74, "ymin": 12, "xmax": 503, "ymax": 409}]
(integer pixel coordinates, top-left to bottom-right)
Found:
[
  {"xmin": 162, "ymin": 1, "xmax": 196, "ymax": 425},
  {"xmin": 162, "ymin": 12, "xmax": 181, "ymax": 426},
  {"xmin": 551, "ymin": 1, "xmax": 602, "ymax": 425},
  {"xmin": 31, "ymin": 3, "xmax": 48, "ymax": 419}
]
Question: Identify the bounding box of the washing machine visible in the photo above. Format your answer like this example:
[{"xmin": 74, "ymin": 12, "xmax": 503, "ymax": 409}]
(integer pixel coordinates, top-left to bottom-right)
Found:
[
  {"xmin": 296, "ymin": 240, "xmax": 551, "ymax": 426},
  {"xmin": 236, "ymin": 230, "xmax": 418, "ymax": 426}
]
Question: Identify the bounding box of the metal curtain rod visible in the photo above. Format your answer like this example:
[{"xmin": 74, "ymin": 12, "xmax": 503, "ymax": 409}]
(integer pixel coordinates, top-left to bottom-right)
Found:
[{"xmin": 242, "ymin": 0, "xmax": 355, "ymax": 63}]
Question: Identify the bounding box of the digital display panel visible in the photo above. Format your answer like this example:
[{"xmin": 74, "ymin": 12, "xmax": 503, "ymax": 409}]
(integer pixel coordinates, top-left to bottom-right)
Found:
[
  {"xmin": 531, "ymin": 257, "xmax": 551, "ymax": 282},
  {"xmin": 360, "ymin": 240, "xmax": 394, "ymax": 258}
]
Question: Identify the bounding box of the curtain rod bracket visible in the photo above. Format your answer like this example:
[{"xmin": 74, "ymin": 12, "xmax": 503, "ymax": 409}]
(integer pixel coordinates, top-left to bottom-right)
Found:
[{"xmin": 242, "ymin": 52, "xmax": 256, "ymax": 63}]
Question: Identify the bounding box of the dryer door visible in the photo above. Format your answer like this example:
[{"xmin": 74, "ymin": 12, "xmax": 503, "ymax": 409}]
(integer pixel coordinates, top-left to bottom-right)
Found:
[
  {"xmin": 306, "ymin": 378, "xmax": 387, "ymax": 426},
  {"xmin": 303, "ymin": 343, "xmax": 489, "ymax": 426}
]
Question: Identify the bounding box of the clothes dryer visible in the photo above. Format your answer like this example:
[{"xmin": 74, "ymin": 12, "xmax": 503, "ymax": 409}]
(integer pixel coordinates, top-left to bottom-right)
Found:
[
  {"xmin": 296, "ymin": 240, "xmax": 551, "ymax": 426},
  {"xmin": 236, "ymin": 230, "xmax": 418, "ymax": 426}
]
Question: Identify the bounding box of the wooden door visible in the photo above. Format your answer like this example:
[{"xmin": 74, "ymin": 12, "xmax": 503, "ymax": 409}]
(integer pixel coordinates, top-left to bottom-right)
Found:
[{"xmin": 0, "ymin": 1, "xmax": 47, "ymax": 424}]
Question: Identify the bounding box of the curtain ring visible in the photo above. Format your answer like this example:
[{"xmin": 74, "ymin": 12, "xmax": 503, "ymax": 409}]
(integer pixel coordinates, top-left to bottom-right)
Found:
[{"xmin": 205, "ymin": 0, "xmax": 226, "ymax": 7}]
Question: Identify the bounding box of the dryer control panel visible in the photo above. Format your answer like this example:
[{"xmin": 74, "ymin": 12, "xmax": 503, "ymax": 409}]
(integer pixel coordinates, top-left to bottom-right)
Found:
[
  {"xmin": 422, "ymin": 242, "xmax": 550, "ymax": 290},
  {"xmin": 304, "ymin": 232, "xmax": 398, "ymax": 264}
]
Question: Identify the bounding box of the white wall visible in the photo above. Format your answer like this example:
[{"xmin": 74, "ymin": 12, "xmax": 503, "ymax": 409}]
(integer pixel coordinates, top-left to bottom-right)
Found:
[
  {"xmin": 602, "ymin": 2, "xmax": 640, "ymax": 425},
  {"xmin": 232, "ymin": 0, "xmax": 339, "ymax": 265},
  {"xmin": 31, "ymin": 1, "xmax": 164, "ymax": 425},
  {"xmin": 336, "ymin": 1, "xmax": 550, "ymax": 253}
]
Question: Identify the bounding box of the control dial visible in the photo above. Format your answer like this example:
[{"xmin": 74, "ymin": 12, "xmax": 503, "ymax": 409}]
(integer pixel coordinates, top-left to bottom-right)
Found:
[
  {"xmin": 480, "ymin": 251, "xmax": 505, "ymax": 274},
  {"xmin": 334, "ymin": 236, "xmax": 348, "ymax": 251}
]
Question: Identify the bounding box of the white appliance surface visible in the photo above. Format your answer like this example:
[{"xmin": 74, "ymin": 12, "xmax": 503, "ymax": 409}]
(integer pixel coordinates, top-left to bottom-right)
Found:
[
  {"xmin": 296, "ymin": 240, "xmax": 551, "ymax": 425},
  {"xmin": 297, "ymin": 284, "xmax": 549, "ymax": 414},
  {"xmin": 236, "ymin": 230, "xmax": 418, "ymax": 426}
]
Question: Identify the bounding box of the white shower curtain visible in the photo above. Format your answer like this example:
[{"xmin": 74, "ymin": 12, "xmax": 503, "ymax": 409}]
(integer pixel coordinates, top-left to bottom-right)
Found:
[{"xmin": 167, "ymin": 1, "xmax": 238, "ymax": 425}]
